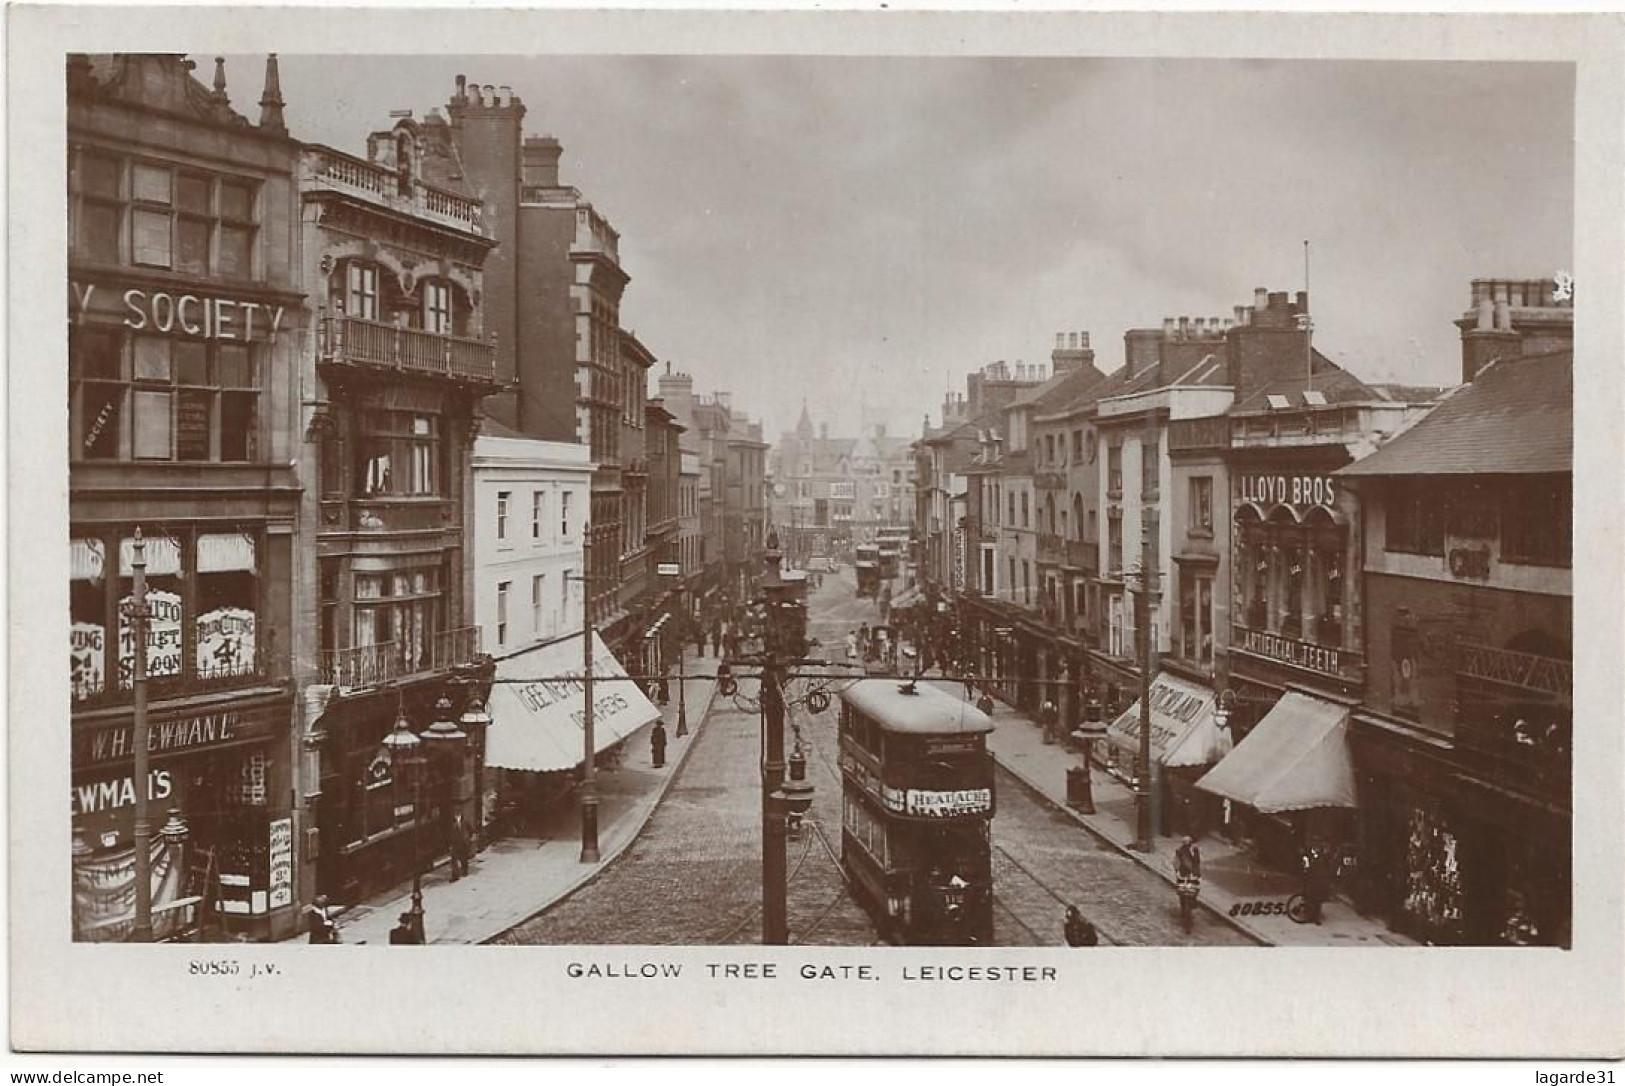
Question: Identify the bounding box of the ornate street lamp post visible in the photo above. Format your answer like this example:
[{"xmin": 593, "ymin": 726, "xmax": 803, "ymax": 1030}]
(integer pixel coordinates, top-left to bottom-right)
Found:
[
  {"xmin": 124, "ymin": 527, "xmax": 155, "ymax": 942},
  {"xmin": 381, "ymin": 709, "xmax": 425, "ymax": 942}
]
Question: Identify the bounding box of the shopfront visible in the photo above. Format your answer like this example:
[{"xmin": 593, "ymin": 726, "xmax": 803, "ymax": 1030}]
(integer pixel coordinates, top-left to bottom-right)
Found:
[
  {"xmin": 482, "ymin": 631, "xmax": 662, "ymax": 835},
  {"xmin": 311, "ymin": 680, "xmax": 479, "ymax": 906},
  {"xmin": 1102, "ymin": 671, "xmax": 1228, "ymax": 836},
  {"xmin": 1349, "ymin": 717, "xmax": 1570, "ymax": 946},
  {"xmin": 71, "ymin": 692, "xmax": 294, "ymax": 941}
]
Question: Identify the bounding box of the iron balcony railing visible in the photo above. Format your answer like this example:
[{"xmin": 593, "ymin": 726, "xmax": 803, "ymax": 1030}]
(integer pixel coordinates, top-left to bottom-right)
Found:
[
  {"xmin": 1456, "ymin": 642, "xmax": 1572, "ymax": 703},
  {"xmin": 320, "ymin": 315, "xmax": 498, "ymax": 382},
  {"xmin": 319, "ymin": 625, "xmax": 481, "ymax": 690},
  {"xmin": 72, "ymin": 638, "xmax": 270, "ymax": 707}
]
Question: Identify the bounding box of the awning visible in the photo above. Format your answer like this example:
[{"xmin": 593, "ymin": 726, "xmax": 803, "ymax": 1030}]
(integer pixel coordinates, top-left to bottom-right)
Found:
[
  {"xmin": 1106, "ymin": 672, "xmax": 1230, "ymax": 769},
  {"xmin": 484, "ymin": 631, "xmax": 662, "ymax": 773},
  {"xmin": 1195, "ymin": 691, "xmax": 1358, "ymax": 813}
]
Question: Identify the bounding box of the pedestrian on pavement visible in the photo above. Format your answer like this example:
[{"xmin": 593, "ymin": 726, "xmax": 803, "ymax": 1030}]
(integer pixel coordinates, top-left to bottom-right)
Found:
[
  {"xmin": 845, "ymin": 629, "xmax": 858, "ymax": 660},
  {"xmin": 307, "ymin": 895, "xmax": 339, "ymax": 944},
  {"xmin": 1039, "ymin": 699, "xmax": 1059, "ymax": 745},
  {"xmin": 657, "ymin": 667, "xmax": 671, "ymax": 706},
  {"xmin": 711, "ymin": 619, "xmax": 723, "ymax": 657},
  {"xmin": 695, "ymin": 627, "xmax": 708, "ymax": 658},
  {"xmin": 1064, "ymin": 905, "xmax": 1098, "ymax": 947},
  {"xmin": 1174, "ymin": 835, "xmax": 1203, "ymax": 933},
  {"xmin": 651, "ymin": 720, "xmax": 668, "ymax": 768},
  {"xmin": 448, "ymin": 812, "xmax": 472, "ymax": 881},
  {"xmin": 389, "ymin": 912, "xmax": 421, "ymax": 945},
  {"xmin": 1302, "ymin": 843, "xmax": 1331, "ymax": 925},
  {"xmin": 976, "ymin": 689, "xmax": 996, "ymax": 716}
]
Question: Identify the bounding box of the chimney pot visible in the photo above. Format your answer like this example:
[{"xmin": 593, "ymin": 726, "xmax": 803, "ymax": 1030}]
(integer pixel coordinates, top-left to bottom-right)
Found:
[
  {"xmin": 1296, "ymin": 291, "xmax": 1309, "ymax": 313},
  {"xmin": 1162, "ymin": 317, "xmax": 1176, "ymax": 337},
  {"xmin": 1081, "ymin": 331, "xmax": 1090, "ymax": 348},
  {"xmin": 1178, "ymin": 316, "xmax": 1190, "ymax": 338},
  {"xmin": 1254, "ymin": 287, "xmax": 1268, "ymax": 309},
  {"xmin": 1494, "ymin": 301, "xmax": 1513, "ymax": 333},
  {"xmin": 456, "ymin": 74, "xmax": 467, "ymax": 101}
]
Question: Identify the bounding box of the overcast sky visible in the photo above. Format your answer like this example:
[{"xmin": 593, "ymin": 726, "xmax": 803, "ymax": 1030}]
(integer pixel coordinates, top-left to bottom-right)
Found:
[{"xmin": 256, "ymin": 55, "xmax": 1572, "ymax": 443}]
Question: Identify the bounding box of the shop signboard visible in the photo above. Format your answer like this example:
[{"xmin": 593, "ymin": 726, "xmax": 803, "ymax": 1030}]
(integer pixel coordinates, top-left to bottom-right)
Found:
[
  {"xmin": 1236, "ymin": 472, "xmax": 1338, "ymax": 517},
  {"xmin": 71, "ymin": 622, "xmax": 105, "ymax": 698},
  {"xmin": 267, "ymin": 816, "xmax": 293, "ymax": 909},
  {"xmin": 118, "ymin": 589, "xmax": 182, "ymax": 686},
  {"xmin": 1233, "ymin": 624, "xmax": 1350, "ymax": 680},
  {"xmin": 196, "ymin": 606, "xmax": 256, "ymax": 677},
  {"xmin": 73, "ymin": 703, "xmax": 280, "ymax": 769},
  {"xmin": 901, "ymin": 788, "xmax": 993, "ymax": 818},
  {"xmin": 71, "ymin": 281, "xmax": 288, "ymax": 343}
]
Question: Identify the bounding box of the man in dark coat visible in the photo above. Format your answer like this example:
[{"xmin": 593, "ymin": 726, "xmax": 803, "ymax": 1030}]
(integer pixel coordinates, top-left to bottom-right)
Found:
[
  {"xmin": 448, "ymin": 813, "xmax": 471, "ymax": 881},
  {"xmin": 651, "ymin": 720, "xmax": 668, "ymax": 768},
  {"xmin": 1064, "ymin": 906, "xmax": 1099, "ymax": 947},
  {"xmin": 711, "ymin": 619, "xmax": 723, "ymax": 656},
  {"xmin": 307, "ymin": 895, "xmax": 338, "ymax": 944},
  {"xmin": 389, "ymin": 912, "xmax": 419, "ymax": 945}
]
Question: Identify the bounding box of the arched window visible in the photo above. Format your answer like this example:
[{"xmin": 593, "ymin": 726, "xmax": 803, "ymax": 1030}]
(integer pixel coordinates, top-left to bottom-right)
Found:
[
  {"xmin": 341, "ymin": 260, "xmax": 381, "ymax": 321},
  {"xmin": 421, "ymin": 278, "xmax": 453, "ymax": 334}
]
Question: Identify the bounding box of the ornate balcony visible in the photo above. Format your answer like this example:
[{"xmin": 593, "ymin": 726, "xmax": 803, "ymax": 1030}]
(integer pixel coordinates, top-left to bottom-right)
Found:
[
  {"xmin": 318, "ymin": 626, "xmax": 481, "ymax": 691},
  {"xmin": 307, "ymin": 149, "xmax": 485, "ymax": 236},
  {"xmin": 320, "ymin": 315, "xmax": 499, "ymax": 384}
]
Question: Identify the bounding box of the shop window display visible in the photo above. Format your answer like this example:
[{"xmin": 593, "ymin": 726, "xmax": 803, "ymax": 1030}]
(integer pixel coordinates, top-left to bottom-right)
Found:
[{"xmin": 69, "ymin": 528, "xmax": 262, "ymax": 703}]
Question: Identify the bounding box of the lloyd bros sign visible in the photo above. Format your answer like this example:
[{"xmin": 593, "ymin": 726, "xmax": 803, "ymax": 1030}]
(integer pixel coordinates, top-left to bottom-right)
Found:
[{"xmin": 1237, "ymin": 473, "xmax": 1338, "ymax": 517}]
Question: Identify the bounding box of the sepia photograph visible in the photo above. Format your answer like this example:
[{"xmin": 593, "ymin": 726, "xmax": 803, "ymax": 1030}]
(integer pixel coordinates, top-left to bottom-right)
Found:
[{"xmin": 10, "ymin": 3, "xmax": 1625, "ymax": 1060}]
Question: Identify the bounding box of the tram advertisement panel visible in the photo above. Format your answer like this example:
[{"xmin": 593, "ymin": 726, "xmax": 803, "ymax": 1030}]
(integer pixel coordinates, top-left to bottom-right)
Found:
[{"xmin": 903, "ymin": 788, "xmax": 992, "ymax": 818}]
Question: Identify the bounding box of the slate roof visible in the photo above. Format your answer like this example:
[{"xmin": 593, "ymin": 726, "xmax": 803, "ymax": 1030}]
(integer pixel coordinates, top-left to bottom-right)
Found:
[
  {"xmin": 1229, "ymin": 350, "xmax": 1373, "ymax": 413},
  {"xmin": 1338, "ymin": 350, "xmax": 1571, "ymax": 477}
]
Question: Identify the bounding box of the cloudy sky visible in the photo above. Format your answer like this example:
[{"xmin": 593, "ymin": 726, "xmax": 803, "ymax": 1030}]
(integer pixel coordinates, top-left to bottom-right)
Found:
[{"xmin": 261, "ymin": 55, "xmax": 1572, "ymax": 443}]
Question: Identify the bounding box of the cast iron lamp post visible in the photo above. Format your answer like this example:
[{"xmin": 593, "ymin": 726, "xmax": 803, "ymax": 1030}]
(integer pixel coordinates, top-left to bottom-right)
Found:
[
  {"xmin": 381, "ymin": 709, "xmax": 426, "ymax": 942},
  {"xmin": 458, "ymin": 694, "xmax": 492, "ymax": 844}
]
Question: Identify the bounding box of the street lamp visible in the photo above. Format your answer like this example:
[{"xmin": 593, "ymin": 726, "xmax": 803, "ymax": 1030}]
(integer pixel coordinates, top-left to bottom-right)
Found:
[
  {"xmin": 123, "ymin": 527, "xmax": 155, "ymax": 942},
  {"xmin": 422, "ymin": 696, "xmax": 469, "ymax": 852},
  {"xmin": 458, "ymin": 693, "xmax": 492, "ymax": 844},
  {"xmin": 382, "ymin": 708, "xmax": 425, "ymax": 942}
]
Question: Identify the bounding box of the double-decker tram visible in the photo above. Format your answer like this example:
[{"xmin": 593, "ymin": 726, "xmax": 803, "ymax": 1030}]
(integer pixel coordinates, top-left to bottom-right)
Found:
[
  {"xmin": 838, "ymin": 680, "xmax": 997, "ymax": 945},
  {"xmin": 854, "ymin": 543, "xmax": 881, "ymax": 598}
]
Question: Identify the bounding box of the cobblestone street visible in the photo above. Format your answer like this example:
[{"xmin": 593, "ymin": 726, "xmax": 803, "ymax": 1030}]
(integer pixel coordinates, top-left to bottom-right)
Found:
[{"xmin": 496, "ymin": 568, "xmax": 1253, "ymax": 946}]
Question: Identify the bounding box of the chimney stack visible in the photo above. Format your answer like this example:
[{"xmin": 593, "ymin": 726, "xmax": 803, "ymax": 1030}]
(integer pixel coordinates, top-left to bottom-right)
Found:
[
  {"xmin": 522, "ymin": 135, "xmax": 563, "ymax": 188},
  {"xmin": 1253, "ymin": 287, "xmax": 1268, "ymax": 310}
]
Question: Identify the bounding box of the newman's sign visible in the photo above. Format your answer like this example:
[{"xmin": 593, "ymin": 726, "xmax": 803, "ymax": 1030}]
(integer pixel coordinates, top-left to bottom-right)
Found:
[{"xmin": 73, "ymin": 703, "xmax": 280, "ymax": 770}]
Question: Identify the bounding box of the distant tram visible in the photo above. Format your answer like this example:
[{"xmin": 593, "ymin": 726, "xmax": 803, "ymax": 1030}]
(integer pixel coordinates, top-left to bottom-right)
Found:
[
  {"xmin": 838, "ymin": 680, "xmax": 997, "ymax": 945},
  {"xmin": 854, "ymin": 543, "xmax": 881, "ymax": 598}
]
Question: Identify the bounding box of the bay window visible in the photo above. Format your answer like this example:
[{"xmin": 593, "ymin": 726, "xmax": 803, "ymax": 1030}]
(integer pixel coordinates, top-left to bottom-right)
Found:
[
  {"xmin": 352, "ymin": 567, "xmax": 442, "ymax": 674},
  {"xmin": 356, "ymin": 410, "xmax": 440, "ymax": 497}
]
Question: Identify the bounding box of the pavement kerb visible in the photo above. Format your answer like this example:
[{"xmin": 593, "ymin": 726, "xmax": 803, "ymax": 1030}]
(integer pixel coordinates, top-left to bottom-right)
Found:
[
  {"xmin": 477, "ymin": 664, "xmax": 721, "ymax": 943},
  {"xmin": 988, "ymin": 747, "xmax": 1271, "ymax": 946}
]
